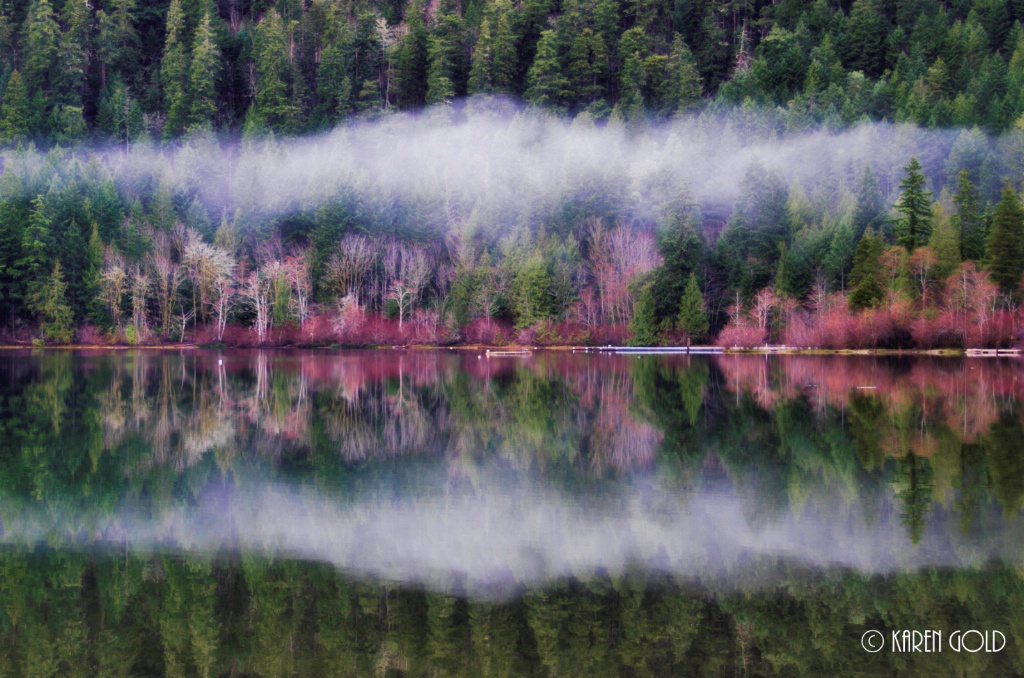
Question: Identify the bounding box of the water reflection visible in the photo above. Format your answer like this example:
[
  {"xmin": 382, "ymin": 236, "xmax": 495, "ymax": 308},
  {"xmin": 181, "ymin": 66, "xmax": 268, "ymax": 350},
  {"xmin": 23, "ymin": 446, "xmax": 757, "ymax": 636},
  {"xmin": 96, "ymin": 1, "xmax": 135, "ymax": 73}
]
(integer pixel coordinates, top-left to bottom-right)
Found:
[{"xmin": 0, "ymin": 350, "xmax": 1021, "ymax": 591}]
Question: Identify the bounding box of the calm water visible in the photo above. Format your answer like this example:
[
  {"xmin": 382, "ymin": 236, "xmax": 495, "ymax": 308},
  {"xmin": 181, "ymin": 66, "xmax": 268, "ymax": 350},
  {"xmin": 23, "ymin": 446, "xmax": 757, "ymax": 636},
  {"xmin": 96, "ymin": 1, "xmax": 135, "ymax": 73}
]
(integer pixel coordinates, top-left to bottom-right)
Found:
[{"xmin": 0, "ymin": 349, "xmax": 1021, "ymax": 676}]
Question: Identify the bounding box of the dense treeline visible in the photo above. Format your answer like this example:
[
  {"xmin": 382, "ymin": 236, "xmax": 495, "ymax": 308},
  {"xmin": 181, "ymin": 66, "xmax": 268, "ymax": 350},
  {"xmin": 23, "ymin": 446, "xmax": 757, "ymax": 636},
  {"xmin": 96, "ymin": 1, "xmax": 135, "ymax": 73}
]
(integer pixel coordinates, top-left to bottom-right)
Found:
[
  {"xmin": 9, "ymin": 0, "xmax": 1024, "ymax": 138},
  {"xmin": 3, "ymin": 113, "xmax": 1024, "ymax": 347},
  {"xmin": 0, "ymin": 550, "xmax": 1020, "ymax": 676}
]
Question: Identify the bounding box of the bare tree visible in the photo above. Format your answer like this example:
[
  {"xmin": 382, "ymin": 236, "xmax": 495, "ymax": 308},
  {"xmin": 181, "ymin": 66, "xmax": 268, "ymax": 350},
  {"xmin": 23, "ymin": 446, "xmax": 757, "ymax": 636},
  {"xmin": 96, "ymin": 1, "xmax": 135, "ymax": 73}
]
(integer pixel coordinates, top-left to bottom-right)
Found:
[
  {"xmin": 99, "ymin": 249, "xmax": 128, "ymax": 328},
  {"xmin": 285, "ymin": 251, "xmax": 312, "ymax": 333},
  {"xmin": 328, "ymin": 234, "xmax": 376, "ymax": 303}
]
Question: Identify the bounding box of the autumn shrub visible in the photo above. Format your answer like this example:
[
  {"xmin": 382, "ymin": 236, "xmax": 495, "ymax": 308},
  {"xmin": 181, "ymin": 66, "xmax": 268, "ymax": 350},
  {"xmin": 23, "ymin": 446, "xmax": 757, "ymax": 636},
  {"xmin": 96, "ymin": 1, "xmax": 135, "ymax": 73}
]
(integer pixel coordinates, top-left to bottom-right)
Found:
[{"xmin": 715, "ymin": 322, "xmax": 767, "ymax": 348}]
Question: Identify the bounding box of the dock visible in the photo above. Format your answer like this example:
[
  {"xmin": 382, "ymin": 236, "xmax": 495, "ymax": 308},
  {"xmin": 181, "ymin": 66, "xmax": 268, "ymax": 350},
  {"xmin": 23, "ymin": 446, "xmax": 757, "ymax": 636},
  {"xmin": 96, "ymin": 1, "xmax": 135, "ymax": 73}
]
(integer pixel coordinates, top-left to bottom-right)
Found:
[{"xmin": 573, "ymin": 346, "xmax": 723, "ymax": 354}]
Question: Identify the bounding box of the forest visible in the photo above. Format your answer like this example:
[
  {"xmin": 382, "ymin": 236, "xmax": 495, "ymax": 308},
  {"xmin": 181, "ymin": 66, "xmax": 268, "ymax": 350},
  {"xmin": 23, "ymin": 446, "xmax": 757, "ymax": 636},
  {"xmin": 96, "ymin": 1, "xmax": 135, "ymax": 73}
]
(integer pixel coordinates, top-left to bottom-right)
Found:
[{"xmin": 3, "ymin": 0, "xmax": 1024, "ymax": 345}]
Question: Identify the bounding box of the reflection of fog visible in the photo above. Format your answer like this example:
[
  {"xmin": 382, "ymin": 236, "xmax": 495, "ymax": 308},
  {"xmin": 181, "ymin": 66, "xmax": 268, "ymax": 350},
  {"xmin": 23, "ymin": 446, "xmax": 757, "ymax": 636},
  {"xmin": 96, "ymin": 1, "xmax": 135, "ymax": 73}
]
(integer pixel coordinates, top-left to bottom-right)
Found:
[
  {"xmin": 2, "ymin": 349, "xmax": 1024, "ymax": 593},
  {"xmin": 1, "ymin": 474, "xmax": 1021, "ymax": 596}
]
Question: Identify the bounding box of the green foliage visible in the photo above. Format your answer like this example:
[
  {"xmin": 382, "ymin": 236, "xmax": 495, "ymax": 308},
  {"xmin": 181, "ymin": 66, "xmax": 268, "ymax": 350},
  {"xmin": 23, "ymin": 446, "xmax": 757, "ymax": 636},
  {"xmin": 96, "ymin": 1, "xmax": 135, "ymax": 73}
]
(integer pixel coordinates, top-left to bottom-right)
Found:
[
  {"xmin": 894, "ymin": 157, "xmax": 933, "ymax": 251},
  {"xmin": 629, "ymin": 283, "xmax": 657, "ymax": 345},
  {"xmin": 676, "ymin": 273, "xmax": 708, "ymax": 343},
  {"xmin": 985, "ymin": 182, "xmax": 1024, "ymax": 295},
  {"xmin": 0, "ymin": 70, "xmax": 29, "ymax": 143},
  {"xmin": 849, "ymin": 228, "xmax": 886, "ymax": 310},
  {"xmin": 39, "ymin": 261, "xmax": 73, "ymax": 343}
]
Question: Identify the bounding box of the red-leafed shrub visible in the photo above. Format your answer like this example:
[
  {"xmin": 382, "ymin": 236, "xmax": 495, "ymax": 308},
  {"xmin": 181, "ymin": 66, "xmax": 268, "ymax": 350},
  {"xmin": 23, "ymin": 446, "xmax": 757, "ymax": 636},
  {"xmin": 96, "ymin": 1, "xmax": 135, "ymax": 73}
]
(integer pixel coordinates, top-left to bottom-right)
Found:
[{"xmin": 716, "ymin": 323, "xmax": 767, "ymax": 348}]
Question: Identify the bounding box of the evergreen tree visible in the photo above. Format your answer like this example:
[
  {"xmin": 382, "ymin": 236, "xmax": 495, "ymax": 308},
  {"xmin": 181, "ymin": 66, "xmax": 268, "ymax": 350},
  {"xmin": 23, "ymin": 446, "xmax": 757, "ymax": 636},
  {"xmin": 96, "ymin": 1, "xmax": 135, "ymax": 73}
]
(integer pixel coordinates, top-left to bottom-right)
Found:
[
  {"xmin": 952, "ymin": 169, "xmax": 985, "ymax": 261},
  {"xmin": 985, "ymin": 182, "xmax": 1024, "ymax": 295},
  {"xmin": 490, "ymin": 1, "xmax": 517, "ymax": 92},
  {"xmin": 22, "ymin": 0, "xmax": 59, "ymax": 97},
  {"xmin": 852, "ymin": 166, "xmax": 885, "ymax": 239},
  {"xmin": 468, "ymin": 19, "xmax": 494, "ymax": 94},
  {"xmin": 662, "ymin": 35, "xmax": 702, "ymax": 115},
  {"xmin": 849, "ymin": 228, "xmax": 886, "ymax": 309},
  {"xmin": 893, "ymin": 157, "xmax": 933, "ymax": 251},
  {"xmin": 394, "ymin": 6, "xmax": 428, "ymax": 107},
  {"xmin": 253, "ymin": 11, "xmax": 296, "ymax": 132},
  {"xmin": 677, "ymin": 273, "xmax": 708, "ymax": 345},
  {"xmin": 39, "ymin": 260, "xmax": 73, "ymax": 343},
  {"xmin": 0, "ymin": 70, "xmax": 29, "ymax": 143},
  {"xmin": 19, "ymin": 195, "xmax": 53, "ymax": 312},
  {"xmin": 526, "ymin": 31, "xmax": 568, "ymax": 109},
  {"xmin": 629, "ymin": 283, "xmax": 657, "ymax": 345},
  {"xmin": 84, "ymin": 223, "xmax": 105, "ymax": 324},
  {"xmin": 161, "ymin": 0, "xmax": 189, "ymax": 138},
  {"xmin": 188, "ymin": 12, "xmax": 220, "ymax": 129},
  {"xmin": 55, "ymin": 0, "xmax": 89, "ymax": 106},
  {"xmin": 843, "ymin": 0, "xmax": 886, "ymax": 78}
]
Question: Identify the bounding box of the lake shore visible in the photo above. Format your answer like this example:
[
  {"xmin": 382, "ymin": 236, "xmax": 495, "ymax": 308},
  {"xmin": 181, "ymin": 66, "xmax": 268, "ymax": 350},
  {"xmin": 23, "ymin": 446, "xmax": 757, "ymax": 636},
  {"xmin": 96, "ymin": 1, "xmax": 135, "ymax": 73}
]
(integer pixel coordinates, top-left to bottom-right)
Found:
[{"xmin": 0, "ymin": 343, "xmax": 1020, "ymax": 357}]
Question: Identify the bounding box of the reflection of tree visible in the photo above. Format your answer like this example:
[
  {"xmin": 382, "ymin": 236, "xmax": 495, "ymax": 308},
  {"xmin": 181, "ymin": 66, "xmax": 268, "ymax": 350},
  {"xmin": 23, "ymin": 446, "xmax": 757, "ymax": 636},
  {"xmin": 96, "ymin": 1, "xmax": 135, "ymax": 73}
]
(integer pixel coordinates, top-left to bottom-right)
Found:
[{"xmin": 894, "ymin": 453, "xmax": 934, "ymax": 544}]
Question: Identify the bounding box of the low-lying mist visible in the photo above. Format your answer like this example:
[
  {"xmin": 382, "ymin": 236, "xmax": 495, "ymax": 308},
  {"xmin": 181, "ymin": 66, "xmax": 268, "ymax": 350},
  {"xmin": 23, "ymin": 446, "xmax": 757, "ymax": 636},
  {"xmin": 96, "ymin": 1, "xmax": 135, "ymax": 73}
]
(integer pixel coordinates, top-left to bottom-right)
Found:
[
  {"xmin": 10, "ymin": 100, "xmax": 996, "ymax": 229},
  {"xmin": 2, "ymin": 471, "xmax": 1018, "ymax": 597}
]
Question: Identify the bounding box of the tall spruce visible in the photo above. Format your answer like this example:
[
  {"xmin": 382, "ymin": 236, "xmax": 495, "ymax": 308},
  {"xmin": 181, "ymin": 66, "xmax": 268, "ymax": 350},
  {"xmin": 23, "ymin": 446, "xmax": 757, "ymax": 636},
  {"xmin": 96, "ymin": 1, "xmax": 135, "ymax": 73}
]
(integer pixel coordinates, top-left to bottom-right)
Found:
[
  {"xmin": 985, "ymin": 182, "xmax": 1024, "ymax": 295},
  {"xmin": 188, "ymin": 12, "xmax": 219, "ymax": 129},
  {"xmin": 161, "ymin": 0, "xmax": 189, "ymax": 138},
  {"xmin": 894, "ymin": 157, "xmax": 933, "ymax": 251},
  {"xmin": 677, "ymin": 273, "xmax": 709, "ymax": 345}
]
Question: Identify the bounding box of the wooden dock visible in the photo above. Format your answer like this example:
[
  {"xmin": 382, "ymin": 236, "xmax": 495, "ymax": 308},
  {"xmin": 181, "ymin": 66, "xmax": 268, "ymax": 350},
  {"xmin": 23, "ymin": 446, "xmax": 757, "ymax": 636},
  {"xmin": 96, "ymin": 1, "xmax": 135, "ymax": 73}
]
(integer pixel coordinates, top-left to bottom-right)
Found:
[
  {"xmin": 966, "ymin": 348, "xmax": 1022, "ymax": 357},
  {"xmin": 573, "ymin": 346, "xmax": 723, "ymax": 354},
  {"xmin": 485, "ymin": 349, "xmax": 533, "ymax": 357}
]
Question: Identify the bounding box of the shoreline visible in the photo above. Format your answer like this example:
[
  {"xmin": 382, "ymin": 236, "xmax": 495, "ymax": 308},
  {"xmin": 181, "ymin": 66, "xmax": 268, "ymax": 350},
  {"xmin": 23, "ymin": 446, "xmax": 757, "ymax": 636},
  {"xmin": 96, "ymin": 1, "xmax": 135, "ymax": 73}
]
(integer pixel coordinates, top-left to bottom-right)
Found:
[{"xmin": 0, "ymin": 344, "xmax": 1019, "ymax": 357}]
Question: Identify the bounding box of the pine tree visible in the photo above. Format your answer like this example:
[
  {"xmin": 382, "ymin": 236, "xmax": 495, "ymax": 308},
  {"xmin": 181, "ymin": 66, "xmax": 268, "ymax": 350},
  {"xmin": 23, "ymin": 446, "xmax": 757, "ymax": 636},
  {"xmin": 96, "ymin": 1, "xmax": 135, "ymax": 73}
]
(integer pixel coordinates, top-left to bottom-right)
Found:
[
  {"xmin": 894, "ymin": 157, "xmax": 933, "ymax": 251},
  {"xmin": 565, "ymin": 29, "xmax": 607, "ymax": 107},
  {"xmin": 853, "ymin": 165, "xmax": 885, "ymax": 240},
  {"xmin": 394, "ymin": 6, "xmax": 428, "ymax": 108},
  {"xmin": 677, "ymin": 272, "xmax": 708, "ymax": 345},
  {"xmin": 849, "ymin": 228, "xmax": 886, "ymax": 309},
  {"xmin": 985, "ymin": 182, "xmax": 1024, "ymax": 295},
  {"xmin": 55, "ymin": 0, "xmax": 89, "ymax": 105},
  {"xmin": 84, "ymin": 223, "xmax": 105, "ymax": 323},
  {"xmin": 952, "ymin": 169, "xmax": 985, "ymax": 261},
  {"xmin": 468, "ymin": 19, "xmax": 494, "ymax": 94},
  {"xmin": 22, "ymin": 0, "xmax": 59, "ymax": 96},
  {"xmin": 629, "ymin": 283, "xmax": 658, "ymax": 345},
  {"xmin": 490, "ymin": 1, "xmax": 517, "ymax": 92},
  {"xmin": 0, "ymin": 70, "xmax": 29, "ymax": 143},
  {"xmin": 39, "ymin": 261, "xmax": 73, "ymax": 343},
  {"xmin": 161, "ymin": 0, "xmax": 189, "ymax": 138},
  {"xmin": 526, "ymin": 31, "xmax": 567, "ymax": 109},
  {"xmin": 19, "ymin": 195, "xmax": 53, "ymax": 311},
  {"xmin": 188, "ymin": 12, "xmax": 220, "ymax": 129},
  {"xmin": 662, "ymin": 35, "xmax": 702, "ymax": 115},
  {"xmin": 253, "ymin": 11, "xmax": 296, "ymax": 132}
]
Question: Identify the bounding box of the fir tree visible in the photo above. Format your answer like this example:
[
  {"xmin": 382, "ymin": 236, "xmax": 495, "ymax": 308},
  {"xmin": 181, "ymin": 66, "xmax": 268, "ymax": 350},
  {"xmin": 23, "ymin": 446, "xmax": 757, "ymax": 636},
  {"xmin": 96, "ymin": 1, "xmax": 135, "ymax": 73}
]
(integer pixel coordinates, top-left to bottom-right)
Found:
[
  {"xmin": 526, "ymin": 31, "xmax": 568, "ymax": 109},
  {"xmin": 677, "ymin": 272, "xmax": 708, "ymax": 345},
  {"xmin": 985, "ymin": 182, "xmax": 1024, "ymax": 295},
  {"xmin": 662, "ymin": 35, "xmax": 702, "ymax": 115},
  {"xmin": 0, "ymin": 70, "xmax": 29, "ymax": 143},
  {"xmin": 894, "ymin": 157, "xmax": 933, "ymax": 251},
  {"xmin": 629, "ymin": 283, "xmax": 658, "ymax": 345},
  {"xmin": 39, "ymin": 260, "xmax": 73, "ymax": 343},
  {"xmin": 22, "ymin": 0, "xmax": 59, "ymax": 96},
  {"xmin": 253, "ymin": 11, "xmax": 296, "ymax": 132},
  {"xmin": 952, "ymin": 169, "xmax": 985, "ymax": 261},
  {"xmin": 161, "ymin": 0, "xmax": 189, "ymax": 138},
  {"xmin": 188, "ymin": 12, "xmax": 219, "ymax": 129},
  {"xmin": 55, "ymin": 0, "xmax": 89, "ymax": 106},
  {"xmin": 394, "ymin": 6, "xmax": 428, "ymax": 108},
  {"xmin": 849, "ymin": 228, "xmax": 886, "ymax": 309},
  {"xmin": 468, "ymin": 19, "xmax": 494, "ymax": 94}
]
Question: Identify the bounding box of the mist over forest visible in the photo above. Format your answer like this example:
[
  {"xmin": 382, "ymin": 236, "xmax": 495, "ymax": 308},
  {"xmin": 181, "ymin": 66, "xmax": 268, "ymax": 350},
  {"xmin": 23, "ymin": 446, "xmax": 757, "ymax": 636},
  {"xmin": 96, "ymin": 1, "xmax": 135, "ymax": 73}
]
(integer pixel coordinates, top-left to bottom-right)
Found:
[{"xmin": 3, "ymin": 0, "xmax": 1024, "ymax": 346}]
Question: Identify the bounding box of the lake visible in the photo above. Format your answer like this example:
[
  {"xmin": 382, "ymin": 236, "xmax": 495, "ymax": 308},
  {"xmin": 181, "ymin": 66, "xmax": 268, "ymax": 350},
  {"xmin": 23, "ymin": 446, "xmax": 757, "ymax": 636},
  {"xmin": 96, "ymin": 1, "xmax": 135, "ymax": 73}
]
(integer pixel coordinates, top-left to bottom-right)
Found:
[{"xmin": 0, "ymin": 349, "xmax": 1020, "ymax": 675}]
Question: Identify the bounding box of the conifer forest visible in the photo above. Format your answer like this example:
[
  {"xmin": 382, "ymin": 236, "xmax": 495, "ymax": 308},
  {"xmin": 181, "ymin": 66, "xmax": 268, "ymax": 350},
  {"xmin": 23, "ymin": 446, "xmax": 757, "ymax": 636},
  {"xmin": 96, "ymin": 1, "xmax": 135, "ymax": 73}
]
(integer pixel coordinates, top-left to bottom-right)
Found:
[{"xmin": 4, "ymin": 0, "xmax": 1024, "ymax": 345}]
